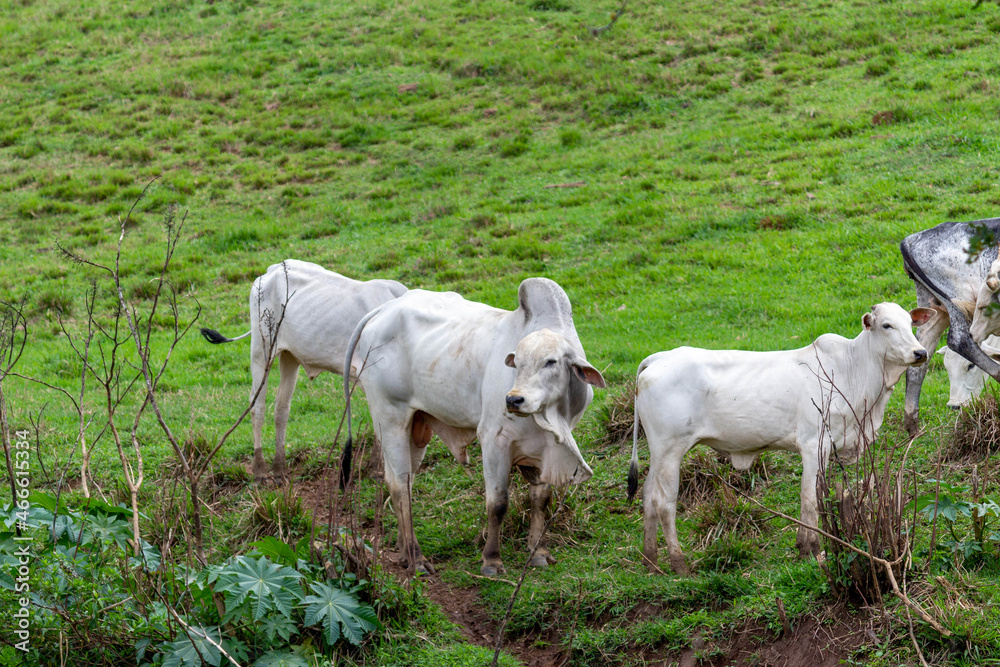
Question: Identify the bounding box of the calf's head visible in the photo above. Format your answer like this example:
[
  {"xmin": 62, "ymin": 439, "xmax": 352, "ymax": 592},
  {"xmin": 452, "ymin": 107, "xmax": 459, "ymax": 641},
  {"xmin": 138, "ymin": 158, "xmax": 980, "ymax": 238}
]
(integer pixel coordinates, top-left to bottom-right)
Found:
[
  {"xmin": 937, "ymin": 338, "xmax": 1000, "ymax": 408},
  {"xmin": 970, "ymin": 256, "xmax": 1000, "ymax": 343},
  {"xmin": 862, "ymin": 303, "xmax": 934, "ymax": 366},
  {"xmin": 504, "ymin": 329, "xmax": 605, "ymax": 417}
]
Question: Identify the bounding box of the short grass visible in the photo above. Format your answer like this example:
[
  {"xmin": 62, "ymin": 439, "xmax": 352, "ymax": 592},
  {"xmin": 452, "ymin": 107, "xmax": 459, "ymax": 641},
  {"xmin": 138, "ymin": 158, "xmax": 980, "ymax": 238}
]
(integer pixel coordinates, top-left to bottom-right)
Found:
[{"xmin": 3, "ymin": 0, "xmax": 1000, "ymax": 663}]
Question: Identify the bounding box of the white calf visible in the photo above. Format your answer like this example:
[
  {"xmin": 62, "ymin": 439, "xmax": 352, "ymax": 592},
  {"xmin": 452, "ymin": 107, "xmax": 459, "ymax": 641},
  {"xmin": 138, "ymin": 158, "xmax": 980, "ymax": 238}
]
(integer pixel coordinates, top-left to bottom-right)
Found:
[{"xmin": 628, "ymin": 303, "xmax": 933, "ymax": 574}]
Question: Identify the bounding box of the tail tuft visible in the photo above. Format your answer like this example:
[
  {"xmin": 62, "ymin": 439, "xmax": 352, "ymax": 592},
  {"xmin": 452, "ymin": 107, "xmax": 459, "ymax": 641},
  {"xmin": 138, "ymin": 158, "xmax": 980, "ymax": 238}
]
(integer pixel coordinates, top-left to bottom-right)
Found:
[
  {"xmin": 627, "ymin": 460, "xmax": 638, "ymax": 504},
  {"xmin": 200, "ymin": 328, "xmax": 228, "ymax": 344},
  {"xmin": 339, "ymin": 437, "xmax": 353, "ymax": 490}
]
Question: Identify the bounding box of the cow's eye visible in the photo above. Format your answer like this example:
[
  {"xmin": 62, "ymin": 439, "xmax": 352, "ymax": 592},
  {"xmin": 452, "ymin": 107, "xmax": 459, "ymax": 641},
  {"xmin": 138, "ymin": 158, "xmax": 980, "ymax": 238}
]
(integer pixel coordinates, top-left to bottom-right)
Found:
[
  {"xmin": 544, "ymin": 359, "xmax": 557, "ymax": 367},
  {"xmin": 882, "ymin": 323, "xmax": 892, "ymax": 330},
  {"xmin": 968, "ymin": 363, "xmax": 976, "ymax": 372}
]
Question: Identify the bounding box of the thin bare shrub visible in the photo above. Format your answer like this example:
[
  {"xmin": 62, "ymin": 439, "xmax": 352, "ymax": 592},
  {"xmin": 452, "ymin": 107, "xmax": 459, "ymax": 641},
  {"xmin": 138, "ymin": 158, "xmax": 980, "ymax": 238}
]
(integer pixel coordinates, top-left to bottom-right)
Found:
[{"xmin": 814, "ymin": 371, "xmax": 915, "ymax": 606}]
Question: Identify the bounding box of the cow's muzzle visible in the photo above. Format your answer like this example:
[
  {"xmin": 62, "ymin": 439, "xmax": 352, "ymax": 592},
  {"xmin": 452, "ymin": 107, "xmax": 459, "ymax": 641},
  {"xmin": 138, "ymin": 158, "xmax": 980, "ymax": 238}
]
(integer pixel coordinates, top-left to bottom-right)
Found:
[
  {"xmin": 506, "ymin": 394, "xmax": 527, "ymax": 415},
  {"xmin": 912, "ymin": 348, "xmax": 928, "ymax": 364}
]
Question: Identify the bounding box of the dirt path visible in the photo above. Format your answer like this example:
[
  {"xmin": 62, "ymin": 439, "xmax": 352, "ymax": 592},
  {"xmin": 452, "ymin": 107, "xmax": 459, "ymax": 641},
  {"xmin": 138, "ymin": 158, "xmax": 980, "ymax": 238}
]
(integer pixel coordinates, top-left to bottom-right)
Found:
[{"xmin": 296, "ymin": 470, "xmax": 874, "ymax": 667}]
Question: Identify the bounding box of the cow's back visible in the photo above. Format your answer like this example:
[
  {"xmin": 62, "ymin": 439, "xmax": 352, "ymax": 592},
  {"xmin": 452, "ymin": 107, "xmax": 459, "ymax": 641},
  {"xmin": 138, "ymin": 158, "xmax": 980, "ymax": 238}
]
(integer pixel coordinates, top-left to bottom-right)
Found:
[
  {"xmin": 901, "ymin": 219, "xmax": 1000, "ymax": 301},
  {"xmin": 637, "ymin": 346, "xmax": 816, "ymax": 453},
  {"xmin": 356, "ymin": 290, "xmax": 511, "ymax": 428},
  {"xmin": 254, "ymin": 260, "xmax": 406, "ymax": 375}
]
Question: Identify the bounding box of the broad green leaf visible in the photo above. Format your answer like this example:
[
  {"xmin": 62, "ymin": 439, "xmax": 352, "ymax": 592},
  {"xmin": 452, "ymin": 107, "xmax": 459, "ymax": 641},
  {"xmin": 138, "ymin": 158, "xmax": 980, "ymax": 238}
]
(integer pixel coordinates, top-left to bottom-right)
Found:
[
  {"xmin": 160, "ymin": 625, "xmax": 223, "ymax": 667},
  {"xmin": 213, "ymin": 556, "xmax": 302, "ymax": 621},
  {"xmin": 302, "ymin": 581, "xmax": 379, "ymax": 646},
  {"xmin": 253, "ymin": 650, "xmax": 311, "ymax": 667},
  {"xmin": 130, "ymin": 538, "xmax": 163, "ymax": 572},
  {"xmin": 250, "ymin": 536, "xmax": 299, "ymax": 569},
  {"xmin": 259, "ymin": 614, "xmax": 299, "ymax": 644}
]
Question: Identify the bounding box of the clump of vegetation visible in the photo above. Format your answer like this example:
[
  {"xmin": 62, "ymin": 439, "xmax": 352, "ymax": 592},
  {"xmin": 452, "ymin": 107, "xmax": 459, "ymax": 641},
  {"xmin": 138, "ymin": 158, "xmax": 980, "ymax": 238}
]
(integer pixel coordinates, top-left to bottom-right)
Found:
[
  {"xmin": 595, "ymin": 378, "xmax": 637, "ymax": 448},
  {"xmin": 692, "ymin": 485, "xmax": 771, "ymax": 552},
  {"xmin": 948, "ymin": 385, "xmax": 1000, "ymax": 462}
]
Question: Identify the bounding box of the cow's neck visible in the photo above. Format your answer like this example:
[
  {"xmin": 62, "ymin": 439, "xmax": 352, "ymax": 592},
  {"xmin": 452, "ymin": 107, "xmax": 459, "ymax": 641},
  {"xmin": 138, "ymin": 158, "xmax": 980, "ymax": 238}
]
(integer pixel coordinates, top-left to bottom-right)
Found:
[{"xmin": 827, "ymin": 331, "xmax": 906, "ymax": 434}]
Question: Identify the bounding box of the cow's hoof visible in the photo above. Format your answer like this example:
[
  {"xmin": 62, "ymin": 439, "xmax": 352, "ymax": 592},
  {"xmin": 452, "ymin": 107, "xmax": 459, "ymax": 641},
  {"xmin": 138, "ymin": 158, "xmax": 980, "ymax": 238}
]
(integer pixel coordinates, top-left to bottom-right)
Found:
[
  {"xmin": 481, "ymin": 562, "xmax": 506, "ymax": 577},
  {"xmin": 415, "ymin": 560, "xmax": 435, "ymax": 576},
  {"xmin": 669, "ymin": 553, "xmax": 691, "ymax": 576},
  {"xmin": 529, "ymin": 554, "xmax": 549, "ymax": 568}
]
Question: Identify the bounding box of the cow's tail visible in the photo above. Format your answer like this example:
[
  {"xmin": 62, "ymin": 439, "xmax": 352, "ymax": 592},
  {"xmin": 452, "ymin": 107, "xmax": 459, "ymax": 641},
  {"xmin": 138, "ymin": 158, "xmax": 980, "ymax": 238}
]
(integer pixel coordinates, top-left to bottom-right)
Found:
[
  {"xmin": 627, "ymin": 360, "xmax": 648, "ymax": 504},
  {"xmin": 200, "ymin": 328, "xmax": 251, "ymax": 344},
  {"xmin": 340, "ymin": 307, "xmax": 382, "ymax": 490}
]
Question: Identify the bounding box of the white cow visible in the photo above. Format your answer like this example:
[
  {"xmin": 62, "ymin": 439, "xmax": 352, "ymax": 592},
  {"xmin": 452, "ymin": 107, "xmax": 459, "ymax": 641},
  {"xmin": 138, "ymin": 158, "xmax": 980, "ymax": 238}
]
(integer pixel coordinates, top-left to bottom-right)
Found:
[
  {"xmin": 938, "ymin": 335, "xmax": 1000, "ymax": 408},
  {"xmin": 200, "ymin": 260, "xmax": 407, "ymax": 483},
  {"xmin": 627, "ymin": 303, "xmax": 933, "ymax": 575},
  {"xmin": 342, "ymin": 278, "xmax": 605, "ymax": 575}
]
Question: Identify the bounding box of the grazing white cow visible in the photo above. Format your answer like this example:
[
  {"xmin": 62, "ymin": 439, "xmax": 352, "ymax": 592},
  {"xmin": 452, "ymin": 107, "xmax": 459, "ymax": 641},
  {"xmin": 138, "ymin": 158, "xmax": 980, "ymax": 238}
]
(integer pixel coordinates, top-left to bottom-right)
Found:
[
  {"xmin": 342, "ymin": 278, "xmax": 605, "ymax": 575},
  {"xmin": 900, "ymin": 218, "xmax": 1000, "ymax": 434},
  {"xmin": 200, "ymin": 260, "xmax": 406, "ymax": 483},
  {"xmin": 938, "ymin": 336, "xmax": 1000, "ymax": 408},
  {"xmin": 627, "ymin": 303, "xmax": 933, "ymax": 575}
]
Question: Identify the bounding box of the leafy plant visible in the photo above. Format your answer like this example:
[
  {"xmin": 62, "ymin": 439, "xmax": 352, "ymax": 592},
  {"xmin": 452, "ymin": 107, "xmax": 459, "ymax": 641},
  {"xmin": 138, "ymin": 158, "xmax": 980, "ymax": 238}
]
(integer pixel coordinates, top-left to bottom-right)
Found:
[{"xmin": 912, "ymin": 476, "xmax": 1000, "ymax": 570}]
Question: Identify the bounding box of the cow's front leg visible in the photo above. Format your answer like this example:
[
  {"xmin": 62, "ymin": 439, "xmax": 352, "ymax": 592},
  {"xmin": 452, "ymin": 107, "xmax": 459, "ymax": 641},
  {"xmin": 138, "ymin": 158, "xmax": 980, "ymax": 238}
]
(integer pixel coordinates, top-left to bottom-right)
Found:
[
  {"xmin": 796, "ymin": 450, "xmax": 822, "ymax": 559},
  {"xmin": 481, "ymin": 438, "xmax": 512, "ymax": 577},
  {"xmin": 904, "ymin": 286, "xmax": 948, "ymax": 435},
  {"xmin": 526, "ymin": 479, "xmax": 554, "ymax": 567}
]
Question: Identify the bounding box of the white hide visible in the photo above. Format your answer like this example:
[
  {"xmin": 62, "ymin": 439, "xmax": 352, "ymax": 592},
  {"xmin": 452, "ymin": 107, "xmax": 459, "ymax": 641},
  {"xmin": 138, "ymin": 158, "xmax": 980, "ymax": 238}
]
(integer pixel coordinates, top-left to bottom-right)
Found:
[
  {"xmin": 344, "ymin": 278, "xmax": 604, "ymax": 575},
  {"xmin": 937, "ymin": 335, "xmax": 1000, "ymax": 407},
  {"xmin": 628, "ymin": 302, "xmax": 933, "ymax": 575},
  {"xmin": 970, "ymin": 256, "xmax": 1000, "ymax": 343},
  {"xmin": 201, "ymin": 259, "xmax": 406, "ymax": 482}
]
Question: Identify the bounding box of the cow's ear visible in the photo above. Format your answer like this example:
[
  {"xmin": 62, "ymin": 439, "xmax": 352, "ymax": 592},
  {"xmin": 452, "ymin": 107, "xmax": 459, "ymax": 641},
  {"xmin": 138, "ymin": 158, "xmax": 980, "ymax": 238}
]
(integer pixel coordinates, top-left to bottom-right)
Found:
[
  {"xmin": 862, "ymin": 312, "xmax": 874, "ymax": 331},
  {"xmin": 505, "ymin": 353, "xmax": 516, "ymax": 368},
  {"xmin": 910, "ymin": 307, "xmax": 936, "ymax": 327},
  {"xmin": 936, "ymin": 345, "xmax": 948, "ymax": 356},
  {"xmin": 572, "ymin": 362, "xmax": 606, "ymax": 388}
]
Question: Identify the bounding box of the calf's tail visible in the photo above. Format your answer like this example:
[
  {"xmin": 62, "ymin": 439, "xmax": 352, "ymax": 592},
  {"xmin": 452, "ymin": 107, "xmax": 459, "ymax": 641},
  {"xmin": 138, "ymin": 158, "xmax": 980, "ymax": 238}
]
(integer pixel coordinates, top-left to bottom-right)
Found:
[
  {"xmin": 200, "ymin": 328, "xmax": 251, "ymax": 344},
  {"xmin": 340, "ymin": 307, "xmax": 382, "ymax": 490},
  {"xmin": 627, "ymin": 362, "xmax": 647, "ymax": 504}
]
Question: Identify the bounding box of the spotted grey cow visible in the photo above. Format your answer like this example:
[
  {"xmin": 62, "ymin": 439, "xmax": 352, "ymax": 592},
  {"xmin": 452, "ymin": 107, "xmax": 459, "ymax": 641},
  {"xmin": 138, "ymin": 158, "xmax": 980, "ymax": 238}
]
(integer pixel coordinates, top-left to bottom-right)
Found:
[
  {"xmin": 628, "ymin": 303, "xmax": 932, "ymax": 575},
  {"xmin": 901, "ymin": 218, "xmax": 1000, "ymax": 434},
  {"xmin": 200, "ymin": 260, "xmax": 407, "ymax": 483},
  {"xmin": 342, "ymin": 278, "xmax": 605, "ymax": 576}
]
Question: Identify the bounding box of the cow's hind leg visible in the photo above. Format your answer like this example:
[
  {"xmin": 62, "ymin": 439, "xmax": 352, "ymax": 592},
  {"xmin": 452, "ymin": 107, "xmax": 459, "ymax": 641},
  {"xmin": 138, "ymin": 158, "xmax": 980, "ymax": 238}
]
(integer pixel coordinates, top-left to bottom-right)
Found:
[
  {"xmin": 525, "ymin": 478, "xmax": 554, "ymax": 567},
  {"xmin": 381, "ymin": 411, "xmax": 434, "ymax": 575},
  {"xmin": 650, "ymin": 450, "xmax": 690, "ymax": 575},
  {"xmin": 904, "ymin": 283, "xmax": 948, "ymax": 435},
  {"xmin": 249, "ymin": 340, "xmax": 270, "ymax": 484},
  {"xmin": 481, "ymin": 441, "xmax": 513, "ymax": 576},
  {"xmin": 272, "ymin": 351, "xmax": 300, "ymax": 484}
]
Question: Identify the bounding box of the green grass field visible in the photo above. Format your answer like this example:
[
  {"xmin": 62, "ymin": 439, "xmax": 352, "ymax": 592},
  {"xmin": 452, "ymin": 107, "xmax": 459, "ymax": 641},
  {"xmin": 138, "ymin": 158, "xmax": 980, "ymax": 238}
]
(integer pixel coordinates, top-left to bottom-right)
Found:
[{"xmin": 4, "ymin": 0, "xmax": 1000, "ymax": 664}]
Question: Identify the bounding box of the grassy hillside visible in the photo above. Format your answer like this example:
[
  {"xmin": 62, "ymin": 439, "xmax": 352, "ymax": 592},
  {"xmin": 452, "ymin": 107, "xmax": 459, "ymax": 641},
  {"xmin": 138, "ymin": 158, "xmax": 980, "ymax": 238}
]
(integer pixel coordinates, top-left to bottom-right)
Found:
[{"xmin": 3, "ymin": 0, "xmax": 1000, "ymax": 664}]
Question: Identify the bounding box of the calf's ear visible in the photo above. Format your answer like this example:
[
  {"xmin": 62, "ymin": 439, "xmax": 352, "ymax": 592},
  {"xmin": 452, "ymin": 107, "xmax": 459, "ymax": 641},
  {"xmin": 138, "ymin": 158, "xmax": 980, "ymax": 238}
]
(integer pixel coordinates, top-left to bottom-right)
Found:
[
  {"xmin": 862, "ymin": 312, "xmax": 874, "ymax": 330},
  {"xmin": 936, "ymin": 346, "xmax": 947, "ymax": 356},
  {"xmin": 572, "ymin": 361, "xmax": 606, "ymax": 388},
  {"xmin": 909, "ymin": 307, "xmax": 936, "ymax": 327},
  {"xmin": 505, "ymin": 353, "xmax": 516, "ymax": 368}
]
